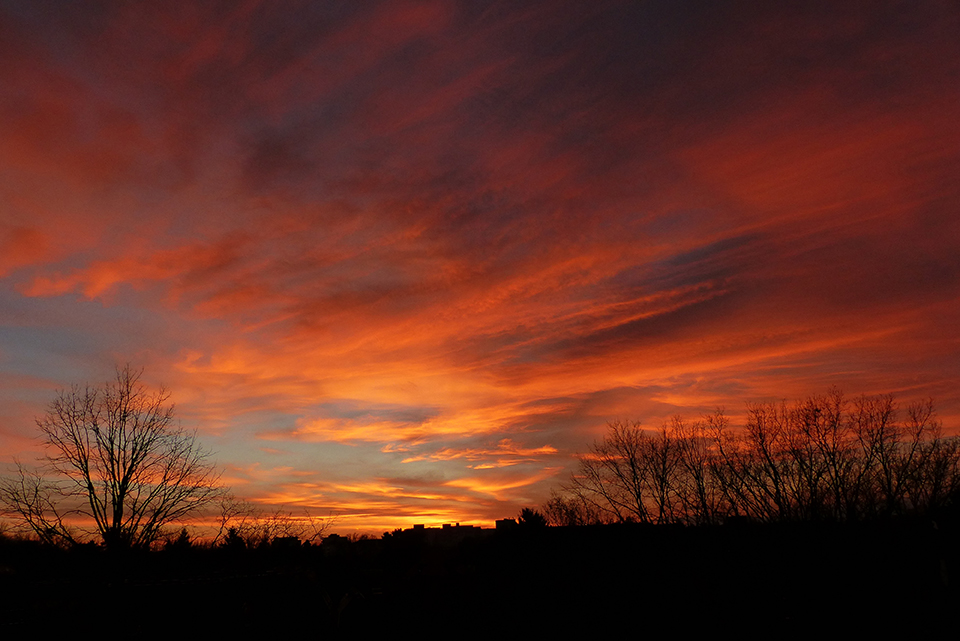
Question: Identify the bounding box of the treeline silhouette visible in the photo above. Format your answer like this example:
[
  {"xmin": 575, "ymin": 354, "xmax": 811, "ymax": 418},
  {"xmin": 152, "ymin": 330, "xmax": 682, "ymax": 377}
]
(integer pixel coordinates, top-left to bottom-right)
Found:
[
  {"xmin": 2, "ymin": 510, "xmax": 955, "ymax": 634},
  {"xmin": 546, "ymin": 390, "xmax": 960, "ymax": 526},
  {"xmin": 2, "ymin": 389, "xmax": 959, "ymax": 633}
]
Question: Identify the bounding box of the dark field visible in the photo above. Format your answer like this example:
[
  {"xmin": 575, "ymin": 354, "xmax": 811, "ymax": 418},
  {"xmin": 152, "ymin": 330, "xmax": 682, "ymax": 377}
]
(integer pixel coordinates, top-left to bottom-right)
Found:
[{"xmin": 1, "ymin": 519, "xmax": 956, "ymax": 636}]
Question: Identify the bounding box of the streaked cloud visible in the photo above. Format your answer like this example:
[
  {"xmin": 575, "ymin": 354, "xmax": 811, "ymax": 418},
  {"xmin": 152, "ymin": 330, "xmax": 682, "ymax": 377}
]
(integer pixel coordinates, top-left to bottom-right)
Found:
[{"xmin": 1, "ymin": 0, "xmax": 958, "ymax": 531}]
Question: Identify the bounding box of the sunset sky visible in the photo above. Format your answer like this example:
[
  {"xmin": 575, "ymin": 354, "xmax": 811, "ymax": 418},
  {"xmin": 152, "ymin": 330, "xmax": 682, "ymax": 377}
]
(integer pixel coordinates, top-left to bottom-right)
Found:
[{"xmin": 1, "ymin": 0, "xmax": 958, "ymax": 534}]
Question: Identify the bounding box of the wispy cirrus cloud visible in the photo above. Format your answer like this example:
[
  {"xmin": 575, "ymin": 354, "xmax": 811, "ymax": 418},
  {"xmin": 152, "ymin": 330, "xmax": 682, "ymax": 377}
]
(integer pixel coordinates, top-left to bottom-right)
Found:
[
  {"xmin": 400, "ymin": 439, "xmax": 558, "ymax": 468},
  {"xmin": 1, "ymin": 1, "xmax": 958, "ymax": 530}
]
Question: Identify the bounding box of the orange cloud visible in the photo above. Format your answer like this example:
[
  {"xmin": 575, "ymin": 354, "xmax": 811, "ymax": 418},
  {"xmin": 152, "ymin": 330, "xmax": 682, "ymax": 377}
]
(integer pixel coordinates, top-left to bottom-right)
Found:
[
  {"xmin": 400, "ymin": 439, "xmax": 557, "ymax": 466},
  {"xmin": 1, "ymin": 1, "xmax": 958, "ymax": 535},
  {"xmin": 445, "ymin": 467, "xmax": 563, "ymax": 502}
]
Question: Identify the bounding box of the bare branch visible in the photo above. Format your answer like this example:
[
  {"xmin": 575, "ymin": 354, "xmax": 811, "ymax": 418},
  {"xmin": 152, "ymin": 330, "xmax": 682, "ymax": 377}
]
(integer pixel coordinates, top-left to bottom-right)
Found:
[{"xmin": 1, "ymin": 366, "xmax": 224, "ymax": 549}]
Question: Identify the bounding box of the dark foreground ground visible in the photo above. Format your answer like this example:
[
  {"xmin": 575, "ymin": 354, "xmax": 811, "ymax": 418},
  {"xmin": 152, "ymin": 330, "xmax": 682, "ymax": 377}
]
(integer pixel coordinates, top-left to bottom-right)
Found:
[{"xmin": 1, "ymin": 519, "xmax": 957, "ymax": 636}]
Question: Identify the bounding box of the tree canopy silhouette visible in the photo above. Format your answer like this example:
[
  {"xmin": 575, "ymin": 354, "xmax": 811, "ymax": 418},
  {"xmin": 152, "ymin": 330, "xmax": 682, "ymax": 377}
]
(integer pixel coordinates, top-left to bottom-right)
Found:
[
  {"xmin": 0, "ymin": 366, "xmax": 223, "ymax": 549},
  {"xmin": 517, "ymin": 507, "xmax": 548, "ymax": 528}
]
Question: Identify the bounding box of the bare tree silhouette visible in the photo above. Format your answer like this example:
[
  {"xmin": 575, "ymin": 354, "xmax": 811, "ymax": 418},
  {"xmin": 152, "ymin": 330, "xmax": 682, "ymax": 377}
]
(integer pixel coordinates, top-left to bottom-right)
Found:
[
  {"xmin": 212, "ymin": 493, "xmax": 337, "ymax": 547},
  {"xmin": 554, "ymin": 390, "xmax": 960, "ymax": 526},
  {"xmin": 0, "ymin": 366, "xmax": 223, "ymax": 549}
]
